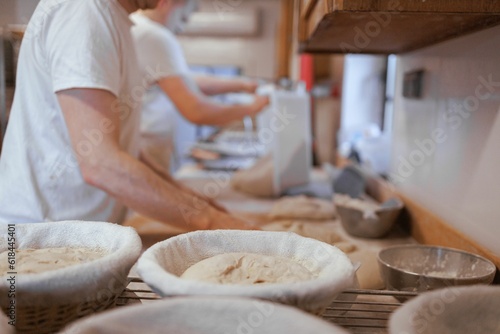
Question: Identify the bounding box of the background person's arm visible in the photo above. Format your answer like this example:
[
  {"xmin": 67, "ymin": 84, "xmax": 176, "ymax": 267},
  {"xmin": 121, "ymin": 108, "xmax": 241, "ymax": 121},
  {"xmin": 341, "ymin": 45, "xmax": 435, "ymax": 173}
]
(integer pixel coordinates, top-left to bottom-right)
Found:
[
  {"xmin": 57, "ymin": 88, "xmax": 253, "ymax": 230},
  {"xmin": 159, "ymin": 75, "xmax": 269, "ymax": 126},
  {"xmin": 194, "ymin": 75, "xmax": 258, "ymax": 96}
]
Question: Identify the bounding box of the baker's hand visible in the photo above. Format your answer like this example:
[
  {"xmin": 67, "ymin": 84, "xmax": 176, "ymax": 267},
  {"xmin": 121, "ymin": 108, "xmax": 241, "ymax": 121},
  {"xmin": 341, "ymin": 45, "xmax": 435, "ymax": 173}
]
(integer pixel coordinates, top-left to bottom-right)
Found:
[
  {"xmin": 242, "ymin": 80, "xmax": 260, "ymax": 94},
  {"xmin": 246, "ymin": 95, "xmax": 270, "ymax": 118},
  {"xmin": 180, "ymin": 184, "xmax": 228, "ymax": 213}
]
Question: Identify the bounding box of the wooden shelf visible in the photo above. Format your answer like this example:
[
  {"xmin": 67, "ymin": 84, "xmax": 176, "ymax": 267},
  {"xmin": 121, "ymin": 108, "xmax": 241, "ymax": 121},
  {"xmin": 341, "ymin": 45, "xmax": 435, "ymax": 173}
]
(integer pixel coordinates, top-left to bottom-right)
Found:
[{"xmin": 299, "ymin": 0, "xmax": 500, "ymax": 54}]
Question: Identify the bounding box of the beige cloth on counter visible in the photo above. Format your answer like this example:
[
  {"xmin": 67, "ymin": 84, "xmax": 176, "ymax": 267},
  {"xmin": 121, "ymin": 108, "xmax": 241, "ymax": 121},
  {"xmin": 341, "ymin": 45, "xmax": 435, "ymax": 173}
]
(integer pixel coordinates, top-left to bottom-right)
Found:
[
  {"xmin": 270, "ymin": 195, "xmax": 337, "ymax": 220},
  {"xmin": 262, "ymin": 220, "xmax": 344, "ymax": 246}
]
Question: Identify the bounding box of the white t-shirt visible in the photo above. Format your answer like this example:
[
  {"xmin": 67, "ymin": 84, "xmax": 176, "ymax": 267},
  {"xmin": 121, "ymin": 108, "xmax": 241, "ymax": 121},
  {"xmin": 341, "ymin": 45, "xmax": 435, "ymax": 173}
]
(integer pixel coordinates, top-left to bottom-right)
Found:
[
  {"xmin": 0, "ymin": 0, "xmax": 142, "ymax": 224},
  {"xmin": 130, "ymin": 12, "xmax": 191, "ymax": 136}
]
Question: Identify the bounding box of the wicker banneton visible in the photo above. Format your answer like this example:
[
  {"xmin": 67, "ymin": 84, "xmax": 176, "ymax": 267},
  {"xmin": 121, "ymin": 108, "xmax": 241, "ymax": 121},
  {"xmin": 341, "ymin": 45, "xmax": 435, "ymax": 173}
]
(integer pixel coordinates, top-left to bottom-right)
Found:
[
  {"xmin": 62, "ymin": 296, "xmax": 350, "ymax": 334},
  {"xmin": 137, "ymin": 230, "xmax": 356, "ymax": 315},
  {"xmin": 0, "ymin": 221, "xmax": 142, "ymax": 334}
]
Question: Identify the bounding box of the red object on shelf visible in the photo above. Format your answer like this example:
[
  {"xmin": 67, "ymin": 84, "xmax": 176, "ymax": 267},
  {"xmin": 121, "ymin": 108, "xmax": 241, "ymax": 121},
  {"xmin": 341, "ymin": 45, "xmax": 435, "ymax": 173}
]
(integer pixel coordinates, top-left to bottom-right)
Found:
[{"xmin": 300, "ymin": 54, "xmax": 314, "ymax": 92}]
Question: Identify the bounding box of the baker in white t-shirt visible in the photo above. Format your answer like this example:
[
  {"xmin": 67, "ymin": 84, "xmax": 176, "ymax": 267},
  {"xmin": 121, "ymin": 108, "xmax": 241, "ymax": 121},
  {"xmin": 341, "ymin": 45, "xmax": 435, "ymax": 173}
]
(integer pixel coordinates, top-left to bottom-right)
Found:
[
  {"xmin": 131, "ymin": 0, "xmax": 269, "ymax": 173},
  {"xmin": 0, "ymin": 0, "xmax": 255, "ymax": 231}
]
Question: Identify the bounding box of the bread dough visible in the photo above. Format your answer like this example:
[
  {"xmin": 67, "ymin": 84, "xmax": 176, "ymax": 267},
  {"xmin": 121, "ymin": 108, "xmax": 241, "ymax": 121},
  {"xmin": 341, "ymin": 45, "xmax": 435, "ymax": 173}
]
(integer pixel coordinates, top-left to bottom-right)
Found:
[
  {"xmin": 334, "ymin": 194, "xmax": 380, "ymax": 212},
  {"xmin": 270, "ymin": 195, "xmax": 336, "ymax": 220},
  {"xmin": 0, "ymin": 247, "xmax": 107, "ymax": 275},
  {"xmin": 231, "ymin": 154, "xmax": 274, "ymax": 198},
  {"xmin": 348, "ymin": 249, "xmax": 384, "ymax": 290},
  {"xmin": 262, "ymin": 220, "xmax": 343, "ymax": 245},
  {"xmin": 181, "ymin": 252, "xmax": 315, "ymax": 285}
]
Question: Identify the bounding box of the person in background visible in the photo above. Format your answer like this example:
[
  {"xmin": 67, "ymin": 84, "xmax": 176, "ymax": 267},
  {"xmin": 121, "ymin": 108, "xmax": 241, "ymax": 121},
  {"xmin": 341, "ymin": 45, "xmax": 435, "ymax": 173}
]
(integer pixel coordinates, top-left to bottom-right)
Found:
[
  {"xmin": 131, "ymin": 0, "xmax": 269, "ymax": 173},
  {"xmin": 0, "ymin": 0, "xmax": 255, "ymax": 231}
]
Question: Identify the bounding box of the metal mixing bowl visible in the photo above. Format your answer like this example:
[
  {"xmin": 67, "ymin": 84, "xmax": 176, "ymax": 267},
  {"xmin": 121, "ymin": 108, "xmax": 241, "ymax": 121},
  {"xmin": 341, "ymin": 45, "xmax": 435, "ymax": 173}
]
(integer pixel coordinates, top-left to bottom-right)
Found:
[
  {"xmin": 335, "ymin": 198, "xmax": 403, "ymax": 238},
  {"xmin": 378, "ymin": 245, "xmax": 496, "ymax": 292}
]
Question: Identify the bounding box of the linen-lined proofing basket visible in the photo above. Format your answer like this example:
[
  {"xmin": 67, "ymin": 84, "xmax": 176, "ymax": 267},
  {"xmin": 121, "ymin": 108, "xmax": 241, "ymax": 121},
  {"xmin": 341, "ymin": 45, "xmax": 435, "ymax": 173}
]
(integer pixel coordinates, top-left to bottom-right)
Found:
[
  {"xmin": 137, "ymin": 230, "xmax": 357, "ymax": 315},
  {"xmin": 0, "ymin": 221, "xmax": 142, "ymax": 334},
  {"xmin": 62, "ymin": 296, "xmax": 350, "ymax": 334}
]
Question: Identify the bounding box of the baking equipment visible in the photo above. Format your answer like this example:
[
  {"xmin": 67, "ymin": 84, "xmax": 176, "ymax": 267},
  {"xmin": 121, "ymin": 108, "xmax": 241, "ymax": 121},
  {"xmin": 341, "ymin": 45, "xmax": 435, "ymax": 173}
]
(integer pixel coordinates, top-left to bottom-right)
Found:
[
  {"xmin": 378, "ymin": 245, "xmax": 496, "ymax": 292},
  {"xmin": 256, "ymin": 83, "xmax": 312, "ymax": 196},
  {"xmin": 333, "ymin": 165, "xmax": 366, "ymax": 198},
  {"xmin": 335, "ymin": 197, "xmax": 403, "ymax": 238}
]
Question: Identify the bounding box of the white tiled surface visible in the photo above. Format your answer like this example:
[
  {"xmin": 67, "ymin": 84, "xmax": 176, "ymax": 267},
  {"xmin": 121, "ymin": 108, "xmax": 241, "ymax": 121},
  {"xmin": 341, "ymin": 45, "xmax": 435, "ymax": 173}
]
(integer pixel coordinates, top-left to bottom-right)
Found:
[{"xmin": 390, "ymin": 25, "xmax": 500, "ymax": 255}]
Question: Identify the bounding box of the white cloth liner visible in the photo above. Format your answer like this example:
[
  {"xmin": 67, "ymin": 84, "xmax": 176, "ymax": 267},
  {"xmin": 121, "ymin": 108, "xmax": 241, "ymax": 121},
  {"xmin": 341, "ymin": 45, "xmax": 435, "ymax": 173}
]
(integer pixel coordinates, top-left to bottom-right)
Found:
[
  {"xmin": 137, "ymin": 230, "xmax": 356, "ymax": 314},
  {"xmin": 62, "ymin": 296, "xmax": 349, "ymax": 334},
  {"xmin": 389, "ymin": 285, "xmax": 500, "ymax": 334},
  {"xmin": 0, "ymin": 221, "xmax": 142, "ymax": 307}
]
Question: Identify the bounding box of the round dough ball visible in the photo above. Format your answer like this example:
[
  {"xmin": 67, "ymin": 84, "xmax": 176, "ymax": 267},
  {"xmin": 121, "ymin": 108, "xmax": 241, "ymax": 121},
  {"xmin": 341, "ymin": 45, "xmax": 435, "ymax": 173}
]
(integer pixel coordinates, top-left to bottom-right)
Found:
[
  {"xmin": 270, "ymin": 196, "xmax": 336, "ymax": 220},
  {"xmin": 262, "ymin": 220, "xmax": 343, "ymax": 246},
  {"xmin": 181, "ymin": 252, "xmax": 315, "ymax": 285}
]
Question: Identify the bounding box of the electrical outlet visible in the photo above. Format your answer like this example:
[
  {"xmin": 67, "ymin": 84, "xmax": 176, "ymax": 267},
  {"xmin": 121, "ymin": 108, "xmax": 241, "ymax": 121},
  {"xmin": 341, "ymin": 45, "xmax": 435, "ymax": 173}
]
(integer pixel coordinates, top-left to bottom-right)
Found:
[{"xmin": 403, "ymin": 70, "xmax": 424, "ymax": 99}]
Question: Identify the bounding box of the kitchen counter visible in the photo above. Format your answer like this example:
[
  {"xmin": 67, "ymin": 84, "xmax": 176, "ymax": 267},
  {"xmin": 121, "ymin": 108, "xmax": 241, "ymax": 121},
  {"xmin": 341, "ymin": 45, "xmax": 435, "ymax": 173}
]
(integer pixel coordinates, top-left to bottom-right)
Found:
[
  {"xmin": 124, "ymin": 164, "xmax": 415, "ymax": 290},
  {"xmin": 122, "ymin": 164, "xmax": 417, "ymax": 333}
]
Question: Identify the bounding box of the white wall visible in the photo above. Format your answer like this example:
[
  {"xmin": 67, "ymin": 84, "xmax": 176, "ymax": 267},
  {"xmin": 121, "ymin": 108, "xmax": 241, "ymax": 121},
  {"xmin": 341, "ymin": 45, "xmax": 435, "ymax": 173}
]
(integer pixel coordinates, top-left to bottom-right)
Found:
[
  {"xmin": 178, "ymin": 0, "xmax": 281, "ymax": 78},
  {"xmin": 341, "ymin": 55, "xmax": 387, "ymax": 138},
  {"xmin": 0, "ymin": 0, "xmax": 39, "ymax": 25},
  {"xmin": 390, "ymin": 25, "xmax": 500, "ymax": 256},
  {"xmin": 1, "ymin": 0, "xmax": 281, "ymax": 79}
]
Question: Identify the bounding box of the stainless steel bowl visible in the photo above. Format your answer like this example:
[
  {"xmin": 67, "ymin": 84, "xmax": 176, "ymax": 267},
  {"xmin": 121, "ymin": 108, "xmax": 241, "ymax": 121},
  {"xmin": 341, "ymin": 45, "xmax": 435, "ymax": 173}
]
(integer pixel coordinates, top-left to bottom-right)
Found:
[
  {"xmin": 335, "ymin": 198, "xmax": 403, "ymax": 238},
  {"xmin": 378, "ymin": 245, "xmax": 496, "ymax": 293}
]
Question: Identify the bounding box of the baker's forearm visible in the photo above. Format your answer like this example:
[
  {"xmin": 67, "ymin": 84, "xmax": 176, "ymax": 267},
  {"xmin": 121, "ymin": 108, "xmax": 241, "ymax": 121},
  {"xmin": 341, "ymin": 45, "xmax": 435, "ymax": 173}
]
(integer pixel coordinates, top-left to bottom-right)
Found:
[
  {"xmin": 195, "ymin": 75, "xmax": 251, "ymax": 96},
  {"xmin": 57, "ymin": 88, "xmax": 251, "ymax": 230},
  {"xmin": 85, "ymin": 150, "xmax": 214, "ymax": 231},
  {"xmin": 160, "ymin": 76, "xmax": 268, "ymax": 126},
  {"xmin": 140, "ymin": 150, "xmax": 229, "ymax": 213},
  {"xmin": 139, "ymin": 150, "xmax": 177, "ymax": 185},
  {"xmin": 187, "ymin": 100, "xmax": 254, "ymax": 125}
]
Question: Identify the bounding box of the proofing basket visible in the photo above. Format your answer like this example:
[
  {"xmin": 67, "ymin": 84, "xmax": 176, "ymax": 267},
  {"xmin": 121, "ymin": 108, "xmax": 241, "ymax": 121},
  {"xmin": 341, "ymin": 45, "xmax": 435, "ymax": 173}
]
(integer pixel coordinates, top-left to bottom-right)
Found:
[
  {"xmin": 137, "ymin": 230, "xmax": 356, "ymax": 315},
  {"xmin": 0, "ymin": 221, "xmax": 142, "ymax": 334}
]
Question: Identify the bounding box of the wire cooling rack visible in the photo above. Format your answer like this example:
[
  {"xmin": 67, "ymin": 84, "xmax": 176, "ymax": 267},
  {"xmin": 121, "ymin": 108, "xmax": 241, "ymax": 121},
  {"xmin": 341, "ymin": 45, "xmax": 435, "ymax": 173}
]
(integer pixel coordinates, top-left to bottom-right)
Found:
[{"xmin": 116, "ymin": 277, "xmax": 418, "ymax": 334}]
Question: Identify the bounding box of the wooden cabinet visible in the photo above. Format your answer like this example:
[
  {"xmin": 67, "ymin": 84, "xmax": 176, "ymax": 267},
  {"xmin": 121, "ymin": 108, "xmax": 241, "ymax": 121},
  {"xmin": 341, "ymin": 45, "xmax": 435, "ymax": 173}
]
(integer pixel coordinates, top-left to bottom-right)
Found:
[{"xmin": 299, "ymin": 0, "xmax": 500, "ymax": 54}]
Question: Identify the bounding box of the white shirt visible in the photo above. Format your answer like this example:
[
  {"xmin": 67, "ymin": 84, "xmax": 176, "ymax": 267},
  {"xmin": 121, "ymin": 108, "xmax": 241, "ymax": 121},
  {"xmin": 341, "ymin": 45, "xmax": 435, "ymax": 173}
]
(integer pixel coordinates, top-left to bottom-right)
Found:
[
  {"xmin": 0, "ymin": 0, "xmax": 142, "ymax": 224},
  {"xmin": 130, "ymin": 12, "xmax": 191, "ymax": 136}
]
